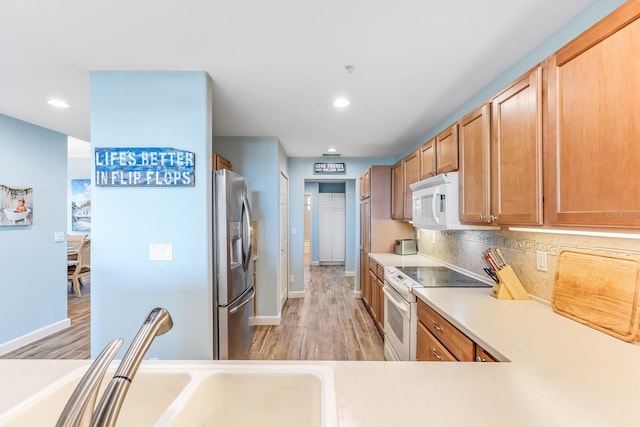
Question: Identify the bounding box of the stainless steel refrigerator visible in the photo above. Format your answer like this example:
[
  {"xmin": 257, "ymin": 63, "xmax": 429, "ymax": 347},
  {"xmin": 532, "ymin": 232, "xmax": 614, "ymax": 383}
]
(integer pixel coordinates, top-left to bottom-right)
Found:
[{"xmin": 213, "ymin": 169, "xmax": 254, "ymax": 360}]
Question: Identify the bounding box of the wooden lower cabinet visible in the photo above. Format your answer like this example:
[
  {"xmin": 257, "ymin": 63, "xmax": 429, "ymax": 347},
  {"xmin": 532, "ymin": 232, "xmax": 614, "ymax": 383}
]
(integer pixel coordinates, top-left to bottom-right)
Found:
[
  {"xmin": 364, "ymin": 258, "xmax": 385, "ymax": 336},
  {"xmin": 475, "ymin": 345, "xmax": 498, "ymax": 362},
  {"xmin": 417, "ymin": 299, "xmax": 497, "ymax": 363},
  {"xmin": 417, "ymin": 321, "xmax": 456, "ymax": 362},
  {"xmin": 360, "ymin": 251, "xmax": 370, "ymax": 308}
]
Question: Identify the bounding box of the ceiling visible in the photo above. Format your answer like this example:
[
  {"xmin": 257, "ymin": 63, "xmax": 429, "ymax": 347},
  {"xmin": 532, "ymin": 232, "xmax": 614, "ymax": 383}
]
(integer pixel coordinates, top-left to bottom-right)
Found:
[{"xmin": 1, "ymin": 0, "xmax": 596, "ymax": 158}]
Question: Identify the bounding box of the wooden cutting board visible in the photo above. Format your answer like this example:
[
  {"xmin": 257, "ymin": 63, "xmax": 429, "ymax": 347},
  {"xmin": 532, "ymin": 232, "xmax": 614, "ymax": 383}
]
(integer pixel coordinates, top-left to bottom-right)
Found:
[{"xmin": 552, "ymin": 249, "xmax": 640, "ymax": 342}]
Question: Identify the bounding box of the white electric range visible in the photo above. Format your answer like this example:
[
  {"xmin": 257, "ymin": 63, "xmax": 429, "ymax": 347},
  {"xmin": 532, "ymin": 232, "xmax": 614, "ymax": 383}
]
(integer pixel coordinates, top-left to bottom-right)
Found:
[{"xmin": 382, "ymin": 265, "xmax": 491, "ymax": 361}]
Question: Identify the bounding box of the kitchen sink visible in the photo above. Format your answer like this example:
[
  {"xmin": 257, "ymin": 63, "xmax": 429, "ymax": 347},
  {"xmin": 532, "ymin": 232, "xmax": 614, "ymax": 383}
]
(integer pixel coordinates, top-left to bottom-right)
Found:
[
  {"xmin": 0, "ymin": 364, "xmax": 337, "ymax": 427},
  {"xmin": 0, "ymin": 368, "xmax": 191, "ymax": 427},
  {"xmin": 164, "ymin": 365, "xmax": 335, "ymax": 427}
]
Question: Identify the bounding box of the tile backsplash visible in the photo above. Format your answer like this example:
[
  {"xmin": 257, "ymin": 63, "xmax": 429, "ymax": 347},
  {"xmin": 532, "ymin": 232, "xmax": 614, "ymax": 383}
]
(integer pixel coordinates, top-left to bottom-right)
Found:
[{"xmin": 416, "ymin": 228, "xmax": 640, "ymax": 301}]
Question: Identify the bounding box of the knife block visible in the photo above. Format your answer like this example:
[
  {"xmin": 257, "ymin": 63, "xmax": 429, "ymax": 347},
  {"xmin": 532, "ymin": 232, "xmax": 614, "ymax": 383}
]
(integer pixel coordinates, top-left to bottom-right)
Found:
[{"xmin": 490, "ymin": 265, "xmax": 530, "ymax": 300}]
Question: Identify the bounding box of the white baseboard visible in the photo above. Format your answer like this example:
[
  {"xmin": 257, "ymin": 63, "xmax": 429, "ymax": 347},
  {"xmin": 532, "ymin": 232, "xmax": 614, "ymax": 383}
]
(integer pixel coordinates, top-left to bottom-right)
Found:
[
  {"xmin": 354, "ymin": 291, "xmax": 362, "ymax": 299},
  {"xmin": 0, "ymin": 318, "xmax": 71, "ymax": 356},
  {"xmin": 288, "ymin": 291, "xmax": 305, "ymax": 299},
  {"xmin": 345, "ymin": 270, "xmax": 356, "ymax": 277},
  {"xmin": 250, "ymin": 315, "xmax": 281, "ymax": 326},
  {"xmin": 310, "ymin": 261, "xmax": 319, "ymax": 266}
]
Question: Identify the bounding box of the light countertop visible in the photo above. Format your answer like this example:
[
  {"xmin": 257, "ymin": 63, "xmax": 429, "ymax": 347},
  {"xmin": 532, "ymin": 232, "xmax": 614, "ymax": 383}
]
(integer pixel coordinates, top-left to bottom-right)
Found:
[{"xmin": 2, "ymin": 253, "xmax": 640, "ymax": 426}]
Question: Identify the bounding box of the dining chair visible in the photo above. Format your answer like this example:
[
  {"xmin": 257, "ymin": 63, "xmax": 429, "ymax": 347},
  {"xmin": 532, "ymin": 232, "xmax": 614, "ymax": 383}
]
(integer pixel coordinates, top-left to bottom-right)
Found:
[
  {"xmin": 67, "ymin": 233, "xmax": 88, "ymax": 250},
  {"xmin": 68, "ymin": 237, "xmax": 90, "ymax": 297}
]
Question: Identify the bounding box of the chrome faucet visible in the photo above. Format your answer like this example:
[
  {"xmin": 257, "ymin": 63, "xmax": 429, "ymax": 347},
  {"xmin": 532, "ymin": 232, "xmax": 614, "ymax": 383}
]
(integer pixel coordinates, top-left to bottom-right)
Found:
[{"xmin": 56, "ymin": 307, "xmax": 173, "ymax": 427}]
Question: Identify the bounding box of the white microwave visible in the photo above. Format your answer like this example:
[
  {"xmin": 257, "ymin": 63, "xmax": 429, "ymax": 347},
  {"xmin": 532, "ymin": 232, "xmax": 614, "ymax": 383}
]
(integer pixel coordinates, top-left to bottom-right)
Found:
[
  {"xmin": 410, "ymin": 172, "xmax": 499, "ymax": 231},
  {"xmin": 410, "ymin": 172, "xmax": 461, "ymax": 230}
]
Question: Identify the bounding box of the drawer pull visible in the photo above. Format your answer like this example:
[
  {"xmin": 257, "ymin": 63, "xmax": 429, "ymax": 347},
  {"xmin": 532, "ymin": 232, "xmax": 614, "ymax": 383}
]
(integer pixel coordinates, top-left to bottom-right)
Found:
[
  {"xmin": 432, "ymin": 321, "xmax": 443, "ymax": 332},
  {"xmin": 431, "ymin": 348, "xmax": 443, "ymax": 361}
]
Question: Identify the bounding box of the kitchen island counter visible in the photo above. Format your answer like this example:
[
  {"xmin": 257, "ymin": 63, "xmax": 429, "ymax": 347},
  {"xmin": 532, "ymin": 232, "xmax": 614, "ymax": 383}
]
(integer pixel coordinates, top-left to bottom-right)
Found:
[
  {"xmin": 1, "ymin": 347, "xmax": 639, "ymax": 427},
  {"xmin": 2, "ymin": 255, "xmax": 640, "ymax": 425}
]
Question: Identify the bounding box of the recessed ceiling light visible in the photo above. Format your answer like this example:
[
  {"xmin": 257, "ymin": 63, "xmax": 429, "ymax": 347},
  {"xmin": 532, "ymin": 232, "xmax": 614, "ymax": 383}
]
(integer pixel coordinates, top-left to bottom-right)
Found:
[
  {"xmin": 46, "ymin": 99, "xmax": 70, "ymax": 109},
  {"xmin": 332, "ymin": 97, "xmax": 350, "ymax": 108},
  {"xmin": 327, "ymin": 147, "xmax": 338, "ymax": 153}
]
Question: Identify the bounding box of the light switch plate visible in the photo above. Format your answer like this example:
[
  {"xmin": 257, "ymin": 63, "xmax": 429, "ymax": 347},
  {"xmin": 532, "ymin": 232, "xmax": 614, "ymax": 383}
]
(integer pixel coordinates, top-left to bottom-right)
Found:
[
  {"xmin": 536, "ymin": 250, "xmax": 547, "ymax": 272},
  {"xmin": 54, "ymin": 231, "xmax": 65, "ymax": 243},
  {"xmin": 149, "ymin": 244, "xmax": 173, "ymax": 261}
]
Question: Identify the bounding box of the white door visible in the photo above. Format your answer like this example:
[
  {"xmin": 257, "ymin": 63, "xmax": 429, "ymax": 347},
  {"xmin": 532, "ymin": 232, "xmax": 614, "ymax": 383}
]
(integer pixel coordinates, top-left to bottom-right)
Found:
[
  {"xmin": 318, "ymin": 193, "xmax": 345, "ymax": 264},
  {"xmin": 318, "ymin": 201, "xmax": 332, "ymax": 262},
  {"xmin": 280, "ymin": 172, "xmax": 289, "ymax": 310},
  {"xmin": 331, "ymin": 194, "xmax": 346, "ymax": 262}
]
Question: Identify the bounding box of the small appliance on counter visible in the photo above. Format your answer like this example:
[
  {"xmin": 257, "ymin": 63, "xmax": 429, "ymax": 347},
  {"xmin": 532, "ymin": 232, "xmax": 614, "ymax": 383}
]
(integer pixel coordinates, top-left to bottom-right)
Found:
[{"xmin": 394, "ymin": 239, "xmax": 417, "ymax": 255}]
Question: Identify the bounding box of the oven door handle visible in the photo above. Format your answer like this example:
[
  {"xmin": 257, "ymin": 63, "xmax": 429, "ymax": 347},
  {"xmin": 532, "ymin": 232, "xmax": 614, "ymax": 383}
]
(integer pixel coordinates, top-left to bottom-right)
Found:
[{"xmin": 382, "ymin": 286, "xmax": 408, "ymax": 314}]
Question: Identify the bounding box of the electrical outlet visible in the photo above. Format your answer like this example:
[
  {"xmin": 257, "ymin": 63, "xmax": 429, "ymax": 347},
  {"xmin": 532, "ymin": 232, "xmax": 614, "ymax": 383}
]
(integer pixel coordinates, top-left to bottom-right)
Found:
[
  {"xmin": 54, "ymin": 231, "xmax": 65, "ymax": 243},
  {"xmin": 432, "ymin": 232, "xmax": 437, "ymax": 245},
  {"xmin": 536, "ymin": 250, "xmax": 547, "ymax": 272}
]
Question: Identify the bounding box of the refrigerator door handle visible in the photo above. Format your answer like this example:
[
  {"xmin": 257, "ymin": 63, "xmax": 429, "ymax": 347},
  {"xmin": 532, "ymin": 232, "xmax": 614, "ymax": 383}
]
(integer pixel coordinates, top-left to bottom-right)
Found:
[
  {"xmin": 241, "ymin": 193, "xmax": 253, "ymax": 272},
  {"xmin": 229, "ymin": 287, "xmax": 255, "ymax": 315}
]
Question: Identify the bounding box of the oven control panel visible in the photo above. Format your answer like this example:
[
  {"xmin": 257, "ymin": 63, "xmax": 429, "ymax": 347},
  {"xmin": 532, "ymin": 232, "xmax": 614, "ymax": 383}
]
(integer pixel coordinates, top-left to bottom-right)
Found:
[{"xmin": 384, "ymin": 267, "xmax": 416, "ymax": 288}]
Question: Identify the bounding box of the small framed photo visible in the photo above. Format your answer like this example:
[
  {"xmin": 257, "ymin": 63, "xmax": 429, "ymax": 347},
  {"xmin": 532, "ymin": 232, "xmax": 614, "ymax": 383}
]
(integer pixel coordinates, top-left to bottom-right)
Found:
[{"xmin": 1, "ymin": 185, "xmax": 33, "ymax": 226}]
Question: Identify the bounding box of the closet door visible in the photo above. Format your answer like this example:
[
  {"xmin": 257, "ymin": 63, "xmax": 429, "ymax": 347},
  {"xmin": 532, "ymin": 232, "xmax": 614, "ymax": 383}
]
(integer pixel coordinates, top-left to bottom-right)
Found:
[
  {"xmin": 318, "ymin": 194, "xmax": 332, "ymax": 262},
  {"xmin": 331, "ymin": 194, "xmax": 345, "ymax": 262},
  {"xmin": 318, "ymin": 193, "xmax": 345, "ymax": 263}
]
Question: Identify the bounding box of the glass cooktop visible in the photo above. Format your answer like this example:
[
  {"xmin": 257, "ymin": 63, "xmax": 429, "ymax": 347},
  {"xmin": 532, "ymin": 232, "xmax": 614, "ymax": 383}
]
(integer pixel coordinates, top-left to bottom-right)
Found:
[{"xmin": 398, "ymin": 266, "xmax": 491, "ymax": 288}]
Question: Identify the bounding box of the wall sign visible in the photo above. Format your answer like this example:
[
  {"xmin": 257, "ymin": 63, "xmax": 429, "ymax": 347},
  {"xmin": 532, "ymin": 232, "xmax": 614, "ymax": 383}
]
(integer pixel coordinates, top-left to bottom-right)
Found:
[
  {"xmin": 314, "ymin": 162, "xmax": 346, "ymax": 174},
  {"xmin": 95, "ymin": 147, "xmax": 195, "ymax": 187}
]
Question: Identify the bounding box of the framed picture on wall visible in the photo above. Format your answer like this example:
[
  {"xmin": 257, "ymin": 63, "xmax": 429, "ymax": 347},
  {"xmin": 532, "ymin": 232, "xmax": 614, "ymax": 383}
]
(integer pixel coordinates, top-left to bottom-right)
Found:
[
  {"xmin": 71, "ymin": 179, "xmax": 91, "ymax": 231},
  {"xmin": 0, "ymin": 185, "xmax": 33, "ymax": 226}
]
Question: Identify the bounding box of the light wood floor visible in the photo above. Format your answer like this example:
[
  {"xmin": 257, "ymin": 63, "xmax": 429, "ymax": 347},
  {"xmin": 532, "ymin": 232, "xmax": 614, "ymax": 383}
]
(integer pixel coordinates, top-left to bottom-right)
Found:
[
  {"xmin": 1, "ymin": 281, "xmax": 91, "ymax": 359},
  {"xmin": 248, "ymin": 264, "xmax": 384, "ymax": 360},
  {"xmin": 2, "ymin": 266, "xmax": 384, "ymax": 361}
]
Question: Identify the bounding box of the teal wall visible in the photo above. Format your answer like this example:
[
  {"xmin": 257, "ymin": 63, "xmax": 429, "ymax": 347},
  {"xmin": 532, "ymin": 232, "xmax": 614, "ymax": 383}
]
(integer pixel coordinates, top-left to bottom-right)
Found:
[
  {"xmin": 0, "ymin": 114, "xmax": 68, "ymax": 345},
  {"xmin": 399, "ymin": 0, "xmax": 627, "ymax": 159},
  {"xmin": 319, "ymin": 182, "xmax": 345, "ymax": 193},
  {"xmin": 213, "ymin": 136, "xmax": 288, "ymax": 318},
  {"xmin": 288, "ymin": 157, "xmax": 396, "ymax": 293},
  {"xmin": 90, "ymin": 71, "xmax": 214, "ymax": 359}
]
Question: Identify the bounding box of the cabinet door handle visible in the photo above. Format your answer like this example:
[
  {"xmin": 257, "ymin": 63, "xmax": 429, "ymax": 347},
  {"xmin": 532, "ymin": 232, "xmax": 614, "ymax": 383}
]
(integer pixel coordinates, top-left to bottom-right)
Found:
[
  {"xmin": 431, "ymin": 348, "xmax": 443, "ymax": 361},
  {"xmin": 490, "ymin": 215, "xmax": 498, "ymax": 222},
  {"xmin": 476, "ymin": 356, "xmax": 487, "ymax": 362},
  {"xmin": 479, "ymin": 214, "xmax": 485, "ymax": 221},
  {"xmin": 432, "ymin": 321, "xmax": 443, "ymax": 333}
]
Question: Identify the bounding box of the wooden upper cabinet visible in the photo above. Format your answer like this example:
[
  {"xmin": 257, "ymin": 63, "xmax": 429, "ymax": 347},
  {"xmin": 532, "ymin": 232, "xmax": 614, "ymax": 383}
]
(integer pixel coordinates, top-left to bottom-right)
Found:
[
  {"xmin": 436, "ymin": 124, "xmax": 459, "ymax": 174},
  {"xmin": 403, "ymin": 149, "xmax": 420, "ymax": 221},
  {"xmin": 213, "ymin": 153, "xmax": 232, "ymax": 171},
  {"xmin": 545, "ymin": 2, "xmax": 640, "ymax": 228},
  {"xmin": 491, "ymin": 66, "xmax": 543, "ymax": 225},
  {"xmin": 391, "ymin": 162, "xmax": 404, "ymax": 220},
  {"xmin": 459, "ymin": 104, "xmax": 491, "ymax": 224},
  {"xmin": 420, "ymin": 138, "xmax": 437, "ymax": 179},
  {"xmin": 360, "ymin": 168, "xmax": 371, "ymax": 200}
]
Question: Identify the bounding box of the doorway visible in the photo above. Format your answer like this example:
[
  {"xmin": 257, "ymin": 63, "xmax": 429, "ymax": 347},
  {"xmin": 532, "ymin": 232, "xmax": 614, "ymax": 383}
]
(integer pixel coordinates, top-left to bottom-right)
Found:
[
  {"xmin": 280, "ymin": 172, "xmax": 289, "ymax": 312},
  {"xmin": 304, "ymin": 193, "xmax": 311, "ymax": 265}
]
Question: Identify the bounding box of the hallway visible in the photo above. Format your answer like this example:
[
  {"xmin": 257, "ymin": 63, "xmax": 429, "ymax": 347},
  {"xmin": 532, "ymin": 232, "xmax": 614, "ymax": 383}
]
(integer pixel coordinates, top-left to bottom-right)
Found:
[{"xmin": 248, "ymin": 265, "xmax": 384, "ymax": 360}]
